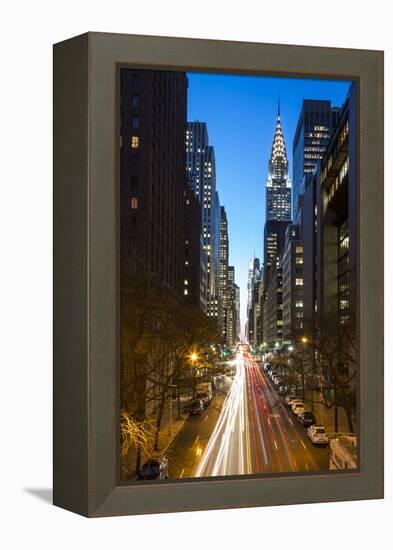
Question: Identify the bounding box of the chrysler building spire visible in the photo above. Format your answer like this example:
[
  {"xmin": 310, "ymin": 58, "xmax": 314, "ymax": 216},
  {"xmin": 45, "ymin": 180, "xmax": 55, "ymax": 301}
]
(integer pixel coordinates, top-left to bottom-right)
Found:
[{"xmin": 265, "ymin": 106, "xmax": 291, "ymax": 221}]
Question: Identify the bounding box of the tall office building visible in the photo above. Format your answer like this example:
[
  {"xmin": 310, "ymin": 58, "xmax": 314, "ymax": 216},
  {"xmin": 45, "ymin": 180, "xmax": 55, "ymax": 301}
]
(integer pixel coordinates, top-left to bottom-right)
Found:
[
  {"xmin": 281, "ymin": 224, "xmax": 304, "ymax": 339},
  {"xmin": 246, "ymin": 257, "xmax": 261, "ymax": 344},
  {"xmin": 265, "ymin": 105, "xmax": 292, "ymax": 222},
  {"xmin": 120, "ymin": 69, "xmax": 188, "ymax": 419},
  {"xmin": 293, "ymin": 100, "xmax": 340, "ymax": 222},
  {"xmin": 317, "ymin": 85, "xmax": 356, "ymax": 326},
  {"xmin": 183, "ymin": 186, "xmax": 207, "ymax": 312},
  {"xmin": 186, "ymin": 122, "xmax": 220, "ymax": 319},
  {"xmin": 226, "ymin": 265, "xmax": 239, "ymax": 346},
  {"xmin": 120, "ymin": 68, "xmax": 188, "ymax": 297},
  {"xmin": 262, "ymin": 106, "xmax": 291, "ymax": 346},
  {"xmin": 219, "ymin": 206, "xmax": 229, "ymax": 339}
]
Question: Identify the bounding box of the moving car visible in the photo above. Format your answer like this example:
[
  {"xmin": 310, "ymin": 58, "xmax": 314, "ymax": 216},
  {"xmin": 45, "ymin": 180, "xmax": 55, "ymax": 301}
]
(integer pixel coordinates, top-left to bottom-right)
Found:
[
  {"xmin": 291, "ymin": 402, "xmax": 305, "ymax": 416},
  {"xmin": 297, "ymin": 410, "xmax": 316, "ymax": 427},
  {"xmin": 137, "ymin": 457, "xmax": 169, "ymax": 480},
  {"xmin": 188, "ymin": 399, "xmax": 205, "ymax": 416},
  {"xmin": 307, "ymin": 425, "xmax": 329, "ymax": 445}
]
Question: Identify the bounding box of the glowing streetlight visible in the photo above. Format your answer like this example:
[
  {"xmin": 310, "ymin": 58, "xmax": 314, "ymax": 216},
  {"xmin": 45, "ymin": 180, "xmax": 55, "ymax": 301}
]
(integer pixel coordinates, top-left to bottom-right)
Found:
[
  {"xmin": 288, "ymin": 345, "xmax": 294, "ymax": 352},
  {"xmin": 190, "ymin": 352, "xmax": 198, "ymax": 363},
  {"xmin": 301, "ymin": 336, "xmax": 308, "ymax": 344}
]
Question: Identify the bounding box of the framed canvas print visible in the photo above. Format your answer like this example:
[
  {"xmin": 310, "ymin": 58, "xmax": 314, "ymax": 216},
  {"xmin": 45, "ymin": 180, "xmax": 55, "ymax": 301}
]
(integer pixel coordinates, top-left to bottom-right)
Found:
[{"xmin": 53, "ymin": 32, "xmax": 384, "ymax": 517}]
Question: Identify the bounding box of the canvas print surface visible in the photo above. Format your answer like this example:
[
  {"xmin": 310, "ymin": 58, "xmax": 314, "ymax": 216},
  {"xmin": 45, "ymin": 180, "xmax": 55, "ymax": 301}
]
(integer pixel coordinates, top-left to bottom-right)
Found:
[{"xmin": 119, "ymin": 69, "xmax": 357, "ymax": 482}]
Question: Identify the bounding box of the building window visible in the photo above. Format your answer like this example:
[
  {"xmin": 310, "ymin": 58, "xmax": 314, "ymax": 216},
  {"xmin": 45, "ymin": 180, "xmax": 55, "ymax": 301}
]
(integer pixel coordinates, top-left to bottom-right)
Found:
[
  {"xmin": 296, "ymin": 246, "xmax": 303, "ymax": 254},
  {"xmin": 295, "ymin": 278, "xmax": 304, "ymax": 286},
  {"xmin": 132, "ymin": 116, "xmax": 140, "ymax": 129},
  {"xmin": 338, "ymin": 220, "xmax": 350, "ymax": 323},
  {"xmin": 296, "ymin": 257, "xmax": 303, "ymax": 264},
  {"xmin": 130, "ymin": 176, "xmax": 138, "ymax": 188},
  {"xmin": 131, "ymin": 136, "xmax": 139, "ymax": 149},
  {"xmin": 130, "ymin": 197, "xmax": 138, "ymax": 209},
  {"xmin": 184, "ymin": 289, "xmax": 188, "ymax": 296},
  {"xmin": 295, "ymin": 300, "xmax": 303, "ymax": 308},
  {"xmin": 132, "ymin": 73, "xmax": 139, "ymax": 87},
  {"xmin": 132, "ymin": 95, "xmax": 140, "ymax": 107}
]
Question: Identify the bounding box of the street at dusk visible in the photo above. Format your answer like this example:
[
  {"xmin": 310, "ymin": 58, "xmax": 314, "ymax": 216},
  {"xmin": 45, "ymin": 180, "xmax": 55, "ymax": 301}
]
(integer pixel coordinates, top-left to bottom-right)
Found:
[
  {"xmin": 169, "ymin": 344, "xmax": 328, "ymax": 479},
  {"xmin": 120, "ymin": 68, "xmax": 358, "ymax": 482}
]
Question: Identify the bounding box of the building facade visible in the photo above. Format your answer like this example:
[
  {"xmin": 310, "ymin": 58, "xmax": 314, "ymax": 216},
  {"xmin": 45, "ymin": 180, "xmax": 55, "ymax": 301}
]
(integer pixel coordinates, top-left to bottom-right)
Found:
[
  {"xmin": 293, "ymin": 100, "xmax": 340, "ymax": 223},
  {"xmin": 183, "ymin": 186, "xmax": 207, "ymax": 312},
  {"xmin": 317, "ymin": 85, "xmax": 356, "ymax": 326},
  {"xmin": 219, "ymin": 206, "xmax": 229, "ymax": 340},
  {"xmin": 120, "ymin": 68, "xmax": 188, "ymax": 297},
  {"xmin": 186, "ymin": 121, "xmax": 221, "ymax": 320},
  {"xmin": 281, "ymin": 224, "xmax": 304, "ymax": 340},
  {"xmin": 263, "ymin": 265, "xmax": 283, "ymax": 346}
]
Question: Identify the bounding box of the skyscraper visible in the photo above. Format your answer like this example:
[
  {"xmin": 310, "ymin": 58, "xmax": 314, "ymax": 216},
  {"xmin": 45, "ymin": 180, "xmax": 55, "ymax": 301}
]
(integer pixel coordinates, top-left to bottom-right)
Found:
[
  {"xmin": 293, "ymin": 100, "xmax": 340, "ymax": 222},
  {"xmin": 219, "ymin": 206, "xmax": 229, "ymax": 340},
  {"xmin": 120, "ymin": 69, "xmax": 188, "ymax": 297},
  {"xmin": 246, "ymin": 257, "xmax": 261, "ymax": 344},
  {"xmin": 186, "ymin": 121, "xmax": 220, "ymax": 319},
  {"xmin": 265, "ymin": 104, "xmax": 292, "ymax": 222},
  {"xmin": 262, "ymin": 105, "xmax": 291, "ymax": 346}
]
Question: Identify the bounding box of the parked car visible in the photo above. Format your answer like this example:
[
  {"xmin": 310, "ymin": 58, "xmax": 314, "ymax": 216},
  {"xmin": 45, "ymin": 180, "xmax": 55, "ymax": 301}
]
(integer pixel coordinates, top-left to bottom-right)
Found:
[
  {"xmin": 307, "ymin": 425, "xmax": 329, "ymax": 445},
  {"xmin": 285, "ymin": 394, "xmax": 298, "ymax": 406},
  {"xmin": 291, "ymin": 402, "xmax": 305, "ymax": 416},
  {"xmin": 188, "ymin": 399, "xmax": 205, "ymax": 416},
  {"xmin": 297, "ymin": 410, "xmax": 317, "ymax": 427},
  {"xmin": 137, "ymin": 457, "xmax": 169, "ymax": 480},
  {"xmin": 195, "ymin": 390, "xmax": 212, "ymax": 407}
]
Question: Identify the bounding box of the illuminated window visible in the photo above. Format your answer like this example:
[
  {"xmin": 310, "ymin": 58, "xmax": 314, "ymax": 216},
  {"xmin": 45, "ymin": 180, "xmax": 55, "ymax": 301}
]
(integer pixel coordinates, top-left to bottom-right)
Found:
[
  {"xmin": 130, "ymin": 197, "xmax": 138, "ymax": 209},
  {"xmin": 184, "ymin": 289, "xmax": 188, "ymax": 296},
  {"xmin": 295, "ymin": 301, "xmax": 303, "ymax": 308},
  {"xmin": 296, "ymin": 246, "xmax": 303, "ymax": 254},
  {"xmin": 131, "ymin": 136, "xmax": 139, "ymax": 149},
  {"xmin": 184, "ymin": 279, "xmax": 188, "ymax": 286},
  {"xmin": 296, "ymin": 257, "xmax": 303, "ymax": 264},
  {"xmin": 295, "ymin": 278, "xmax": 303, "ymax": 286}
]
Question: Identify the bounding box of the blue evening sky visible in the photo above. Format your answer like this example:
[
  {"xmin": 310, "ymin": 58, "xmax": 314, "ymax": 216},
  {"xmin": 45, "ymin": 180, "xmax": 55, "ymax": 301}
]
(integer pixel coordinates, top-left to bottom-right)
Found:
[{"xmin": 187, "ymin": 73, "xmax": 351, "ymax": 334}]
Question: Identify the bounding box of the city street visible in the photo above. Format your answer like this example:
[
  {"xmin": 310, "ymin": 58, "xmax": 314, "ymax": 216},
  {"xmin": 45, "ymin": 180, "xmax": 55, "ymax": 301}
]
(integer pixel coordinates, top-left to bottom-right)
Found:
[{"xmin": 169, "ymin": 345, "xmax": 329, "ymax": 478}]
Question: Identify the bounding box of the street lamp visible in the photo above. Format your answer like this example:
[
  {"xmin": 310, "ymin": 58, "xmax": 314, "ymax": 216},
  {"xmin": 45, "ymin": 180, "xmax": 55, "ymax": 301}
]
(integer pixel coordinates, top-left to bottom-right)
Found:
[
  {"xmin": 288, "ymin": 345, "xmax": 294, "ymax": 352},
  {"xmin": 190, "ymin": 352, "xmax": 198, "ymax": 363},
  {"xmin": 301, "ymin": 336, "xmax": 308, "ymax": 345}
]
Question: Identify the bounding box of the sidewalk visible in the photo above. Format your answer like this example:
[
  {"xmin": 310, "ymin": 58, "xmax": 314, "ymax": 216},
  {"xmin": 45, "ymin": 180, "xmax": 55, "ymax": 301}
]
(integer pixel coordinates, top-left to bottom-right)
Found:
[
  {"xmin": 121, "ymin": 396, "xmax": 189, "ymax": 481},
  {"xmin": 303, "ymin": 389, "xmax": 356, "ymax": 435}
]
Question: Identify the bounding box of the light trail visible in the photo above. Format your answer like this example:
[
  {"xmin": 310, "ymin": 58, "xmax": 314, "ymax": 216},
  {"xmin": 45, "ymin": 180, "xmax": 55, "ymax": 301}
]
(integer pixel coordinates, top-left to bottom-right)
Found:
[{"xmin": 194, "ymin": 349, "xmax": 247, "ymax": 477}]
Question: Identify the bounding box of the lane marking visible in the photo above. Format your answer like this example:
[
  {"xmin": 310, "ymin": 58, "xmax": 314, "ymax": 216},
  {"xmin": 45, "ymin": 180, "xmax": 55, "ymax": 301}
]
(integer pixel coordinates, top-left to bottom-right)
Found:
[
  {"xmin": 194, "ymin": 435, "xmax": 199, "ymax": 445},
  {"xmin": 274, "ymin": 440, "xmax": 278, "ymax": 451},
  {"xmin": 300, "ymin": 440, "xmax": 307, "ymax": 450}
]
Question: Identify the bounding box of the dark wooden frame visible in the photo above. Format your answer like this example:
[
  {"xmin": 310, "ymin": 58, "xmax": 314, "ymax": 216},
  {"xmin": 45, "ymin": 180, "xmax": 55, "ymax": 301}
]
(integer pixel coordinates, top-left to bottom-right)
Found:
[{"xmin": 53, "ymin": 32, "xmax": 384, "ymax": 517}]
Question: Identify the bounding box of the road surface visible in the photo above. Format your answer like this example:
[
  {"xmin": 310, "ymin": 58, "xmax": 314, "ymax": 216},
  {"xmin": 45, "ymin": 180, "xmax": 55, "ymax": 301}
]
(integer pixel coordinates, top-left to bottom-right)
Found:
[{"xmin": 194, "ymin": 346, "xmax": 329, "ymax": 477}]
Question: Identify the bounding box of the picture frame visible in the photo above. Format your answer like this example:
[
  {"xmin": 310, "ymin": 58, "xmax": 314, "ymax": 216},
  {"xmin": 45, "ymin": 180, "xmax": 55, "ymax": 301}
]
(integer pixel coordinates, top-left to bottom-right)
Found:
[{"xmin": 53, "ymin": 32, "xmax": 383, "ymax": 517}]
